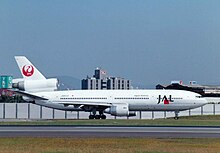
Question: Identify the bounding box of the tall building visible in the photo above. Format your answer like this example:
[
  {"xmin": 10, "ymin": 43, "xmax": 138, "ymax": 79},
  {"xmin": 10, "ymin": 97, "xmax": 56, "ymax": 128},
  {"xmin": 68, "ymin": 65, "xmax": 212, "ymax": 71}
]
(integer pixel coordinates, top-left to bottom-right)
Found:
[{"xmin": 81, "ymin": 67, "xmax": 131, "ymax": 90}]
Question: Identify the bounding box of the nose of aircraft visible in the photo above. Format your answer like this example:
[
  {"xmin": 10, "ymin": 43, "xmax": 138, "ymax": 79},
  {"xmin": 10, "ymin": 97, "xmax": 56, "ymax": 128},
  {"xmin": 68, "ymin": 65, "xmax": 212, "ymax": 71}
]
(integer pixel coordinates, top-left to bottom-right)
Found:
[
  {"xmin": 198, "ymin": 96, "xmax": 208, "ymax": 106},
  {"xmin": 201, "ymin": 97, "xmax": 208, "ymax": 105},
  {"xmin": 194, "ymin": 93, "xmax": 208, "ymax": 106}
]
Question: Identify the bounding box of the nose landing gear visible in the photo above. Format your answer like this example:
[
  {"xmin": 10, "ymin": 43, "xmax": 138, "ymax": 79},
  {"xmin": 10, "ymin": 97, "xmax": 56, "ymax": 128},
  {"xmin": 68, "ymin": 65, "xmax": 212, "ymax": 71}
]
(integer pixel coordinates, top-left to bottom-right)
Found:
[{"xmin": 174, "ymin": 111, "xmax": 179, "ymax": 120}]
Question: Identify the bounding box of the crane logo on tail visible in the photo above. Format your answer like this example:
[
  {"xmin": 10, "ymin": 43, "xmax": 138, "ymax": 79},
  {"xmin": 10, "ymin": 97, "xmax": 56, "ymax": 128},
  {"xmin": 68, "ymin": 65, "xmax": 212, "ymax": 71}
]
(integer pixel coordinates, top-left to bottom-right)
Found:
[{"xmin": 22, "ymin": 65, "xmax": 34, "ymax": 77}]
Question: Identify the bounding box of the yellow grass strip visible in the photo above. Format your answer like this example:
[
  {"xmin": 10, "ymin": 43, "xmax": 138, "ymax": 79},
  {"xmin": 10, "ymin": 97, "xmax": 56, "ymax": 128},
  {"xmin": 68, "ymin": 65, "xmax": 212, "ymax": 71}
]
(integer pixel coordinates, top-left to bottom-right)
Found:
[{"xmin": 0, "ymin": 138, "xmax": 219, "ymax": 153}]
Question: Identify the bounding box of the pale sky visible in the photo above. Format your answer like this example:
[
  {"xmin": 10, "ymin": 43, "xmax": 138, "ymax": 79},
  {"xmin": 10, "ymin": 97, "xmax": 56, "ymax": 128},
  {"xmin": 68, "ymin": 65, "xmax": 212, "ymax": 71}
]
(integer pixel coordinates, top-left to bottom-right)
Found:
[{"xmin": 1, "ymin": 0, "xmax": 220, "ymax": 87}]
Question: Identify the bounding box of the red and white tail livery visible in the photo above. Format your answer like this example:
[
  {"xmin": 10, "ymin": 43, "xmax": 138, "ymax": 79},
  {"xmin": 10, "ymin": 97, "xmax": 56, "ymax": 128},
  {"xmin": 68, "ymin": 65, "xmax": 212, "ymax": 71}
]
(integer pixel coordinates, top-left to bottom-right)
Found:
[
  {"xmin": 15, "ymin": 56, "xmax": 46, "ymax": 80},
  {"xmin": 13, "ymin": 56, "xmax": 58, "ymax": 92}
]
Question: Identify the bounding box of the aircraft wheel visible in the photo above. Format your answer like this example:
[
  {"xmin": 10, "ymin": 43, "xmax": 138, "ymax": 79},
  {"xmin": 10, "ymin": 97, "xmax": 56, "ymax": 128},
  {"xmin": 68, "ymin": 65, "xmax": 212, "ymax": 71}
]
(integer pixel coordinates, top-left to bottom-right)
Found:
[
  {"xmin": 174, "ymin": 117, "xmax": 179, "ymax": 120},
  {"xmin": 174, "ymin": 111, "xmax": 179, "ymax": 120},
  {"xmin": 89, "ymin": 115, "xmax": 95, "ymax": 119},
  {"xmin": 95, "ymin": 115, "xmax": 101, "ymax": 119},
  {"xmin": 101, "ymin": 115, "xmax": 106, "ymax": 119}
]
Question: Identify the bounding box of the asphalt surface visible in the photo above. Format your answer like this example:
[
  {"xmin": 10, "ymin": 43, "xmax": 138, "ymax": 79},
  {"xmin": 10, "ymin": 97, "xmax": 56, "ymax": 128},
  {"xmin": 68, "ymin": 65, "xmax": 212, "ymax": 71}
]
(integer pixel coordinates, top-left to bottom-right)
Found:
[{"xmin": 0, "ymin": 126, "xmax": 220, "ymax": 138}]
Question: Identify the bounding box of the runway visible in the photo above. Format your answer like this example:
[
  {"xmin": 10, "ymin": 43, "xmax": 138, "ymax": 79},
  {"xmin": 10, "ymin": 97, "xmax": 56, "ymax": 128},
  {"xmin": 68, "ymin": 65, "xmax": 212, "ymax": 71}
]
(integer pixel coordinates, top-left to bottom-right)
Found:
[{"xmin": 0, "ymin": 126, "xmax": 220, "ymax": 138}]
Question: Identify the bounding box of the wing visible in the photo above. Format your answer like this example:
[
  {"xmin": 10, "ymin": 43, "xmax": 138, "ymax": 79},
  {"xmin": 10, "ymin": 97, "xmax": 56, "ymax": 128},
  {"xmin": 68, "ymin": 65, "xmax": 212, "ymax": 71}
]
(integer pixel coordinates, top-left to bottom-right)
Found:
[
  {"xmin": 14, "ymin": 90, "xmax": 111, "ymax": 108},
  {"xmin": 56, "ymin": 101, "xmax": 111, "ymax": 107}
]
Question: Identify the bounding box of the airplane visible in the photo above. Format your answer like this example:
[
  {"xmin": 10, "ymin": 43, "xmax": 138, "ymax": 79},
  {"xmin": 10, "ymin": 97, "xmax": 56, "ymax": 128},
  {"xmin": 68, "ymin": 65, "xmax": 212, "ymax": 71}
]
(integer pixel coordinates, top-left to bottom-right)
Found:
[{"xmin": 13, "ymin": 56, "xmax": 208, "ymax": 119}]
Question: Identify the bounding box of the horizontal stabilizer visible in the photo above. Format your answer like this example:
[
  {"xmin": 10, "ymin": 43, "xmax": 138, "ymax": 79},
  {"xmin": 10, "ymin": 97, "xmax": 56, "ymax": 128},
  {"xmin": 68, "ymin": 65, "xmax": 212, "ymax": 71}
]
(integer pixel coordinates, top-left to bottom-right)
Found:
[{"xmin": 14, "ymin": 90, "xmax": 48, "ymax": 100}]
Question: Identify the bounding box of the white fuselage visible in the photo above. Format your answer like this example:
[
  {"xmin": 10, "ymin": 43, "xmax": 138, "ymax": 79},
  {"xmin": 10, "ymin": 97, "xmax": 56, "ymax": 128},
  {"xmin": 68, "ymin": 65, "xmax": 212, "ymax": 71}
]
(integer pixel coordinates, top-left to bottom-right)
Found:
[
  {"xmin": 32, "ymin": 89, "xmax": 207, "ymax": 112},
  {"xmin": 14, "ymin": 56, "xmax": 208, "ymax": 118}
]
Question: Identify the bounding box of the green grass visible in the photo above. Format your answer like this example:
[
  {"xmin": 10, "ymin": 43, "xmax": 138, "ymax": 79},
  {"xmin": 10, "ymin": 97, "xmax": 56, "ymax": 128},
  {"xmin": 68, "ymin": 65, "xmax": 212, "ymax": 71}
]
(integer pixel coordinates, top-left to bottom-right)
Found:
[
  {"xmin": 0, "ymin": 138, "xmax": 220, "ymax": 153},
  {"xmin": 1, "ymin": 115, "xmax": 220, "ymax": 153},
  {"xmin": 1, "ymin": 115, "xmax": 220, "ymax": 126}
]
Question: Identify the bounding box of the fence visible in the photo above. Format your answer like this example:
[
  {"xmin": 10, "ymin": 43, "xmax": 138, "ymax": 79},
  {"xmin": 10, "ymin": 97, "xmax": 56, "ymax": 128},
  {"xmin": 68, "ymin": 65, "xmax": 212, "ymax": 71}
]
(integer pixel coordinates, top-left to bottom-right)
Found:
[{"xmin": 0, "ymin": 103, "xmax": 219, "ymax": 120}]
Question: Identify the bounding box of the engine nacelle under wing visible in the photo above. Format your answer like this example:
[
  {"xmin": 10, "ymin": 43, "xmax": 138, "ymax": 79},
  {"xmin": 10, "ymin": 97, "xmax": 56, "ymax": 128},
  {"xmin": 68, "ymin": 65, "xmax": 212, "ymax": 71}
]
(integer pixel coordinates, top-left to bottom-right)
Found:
[
  {"xmin": 13, "ymin": 78, "xmax": 58, "ymax": 92},
  {"xmin": 104, "ymin": 103, "xmax": 136, "ymax": 117}
]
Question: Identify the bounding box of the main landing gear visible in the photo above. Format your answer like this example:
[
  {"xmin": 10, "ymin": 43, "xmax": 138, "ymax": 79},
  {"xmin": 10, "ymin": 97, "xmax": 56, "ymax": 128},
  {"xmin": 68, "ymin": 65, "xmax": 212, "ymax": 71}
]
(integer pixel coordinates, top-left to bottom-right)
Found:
[
  {"xmin": 174, "ymin": 111, "xmax": 179, "ymax": 120},
  {"xmin": 89, "ymin": 110, "xmax": 106, "ymax": 119},
  {"xmin": 89, "ymin": 114, "xmax": 106, "ymax": 119}
]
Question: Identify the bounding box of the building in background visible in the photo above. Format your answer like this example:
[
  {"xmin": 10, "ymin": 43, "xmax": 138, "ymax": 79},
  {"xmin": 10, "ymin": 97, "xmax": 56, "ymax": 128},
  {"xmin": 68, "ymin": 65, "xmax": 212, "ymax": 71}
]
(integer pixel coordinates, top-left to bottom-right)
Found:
[
  {"xmin": 81, "ymin": 67, "xmax": 131, "ymax": 90},
  {"xmin": 156, "ymin": 80, "xmax": 220, "ymax": 98}
]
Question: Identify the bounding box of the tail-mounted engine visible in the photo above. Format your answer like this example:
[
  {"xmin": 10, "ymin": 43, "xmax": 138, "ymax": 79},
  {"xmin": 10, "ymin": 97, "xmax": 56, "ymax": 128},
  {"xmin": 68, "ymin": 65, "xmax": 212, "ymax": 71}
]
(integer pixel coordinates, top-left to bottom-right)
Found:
[{"xmin": 12, "ymin": 78, "xmax": 58, "ymax": 92}]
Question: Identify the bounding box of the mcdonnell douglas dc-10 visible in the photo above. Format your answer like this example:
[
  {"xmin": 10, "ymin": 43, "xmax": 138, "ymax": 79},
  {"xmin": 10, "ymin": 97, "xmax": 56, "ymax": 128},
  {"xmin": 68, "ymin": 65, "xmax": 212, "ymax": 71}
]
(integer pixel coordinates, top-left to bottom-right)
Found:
[{"xmin": 12, "ymin": 56, "xmax": 207, "ymax": 119}]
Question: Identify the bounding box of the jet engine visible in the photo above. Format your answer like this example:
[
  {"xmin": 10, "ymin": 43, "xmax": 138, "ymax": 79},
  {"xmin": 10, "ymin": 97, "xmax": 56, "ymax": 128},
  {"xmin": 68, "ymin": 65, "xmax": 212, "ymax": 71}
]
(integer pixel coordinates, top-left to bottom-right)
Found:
[
  {"xmin": 12, "ymin": 78, "xmax": 58, "ymax": 92},
  {"xmin": 104, "ymin": 103, "xmax": 136, "ymax": 117}
]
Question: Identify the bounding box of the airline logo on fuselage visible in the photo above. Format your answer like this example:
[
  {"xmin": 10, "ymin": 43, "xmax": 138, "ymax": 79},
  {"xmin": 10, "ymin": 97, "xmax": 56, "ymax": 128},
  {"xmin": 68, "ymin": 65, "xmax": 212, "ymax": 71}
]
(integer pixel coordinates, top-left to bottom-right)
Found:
[
  {"xmin": 22, "ymin": 65, "xmax": 34, "ymax": 77},
  {"xmin": 157, "ymin": 95, "xmax": 174, "ymax": 105}
]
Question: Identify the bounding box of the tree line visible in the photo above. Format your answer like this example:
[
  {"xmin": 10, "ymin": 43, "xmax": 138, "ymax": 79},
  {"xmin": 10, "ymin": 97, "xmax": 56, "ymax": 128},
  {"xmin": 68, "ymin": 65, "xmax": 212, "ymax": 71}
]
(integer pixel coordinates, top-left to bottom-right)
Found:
[{"xmin": 0, "ymin": 95, "xmax": 26, "ymax": 103}]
